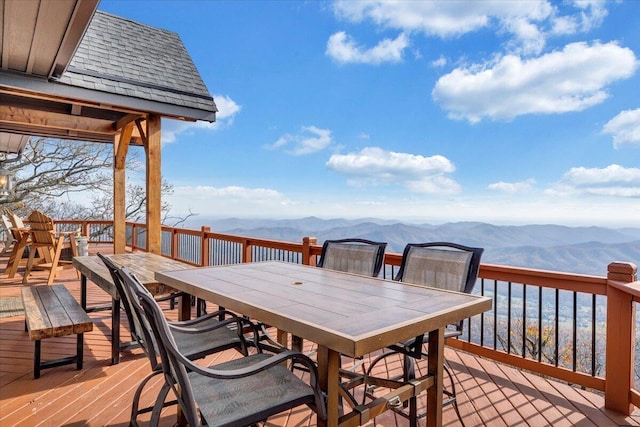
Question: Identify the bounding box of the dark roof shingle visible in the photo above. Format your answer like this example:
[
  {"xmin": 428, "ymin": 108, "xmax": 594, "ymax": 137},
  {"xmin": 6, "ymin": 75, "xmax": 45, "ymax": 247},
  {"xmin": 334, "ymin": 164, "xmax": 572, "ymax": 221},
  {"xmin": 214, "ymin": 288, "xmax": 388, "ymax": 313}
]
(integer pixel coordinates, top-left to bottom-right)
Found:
[{"xmin": 56, "ymin": 11, "xmax": 217, "ymax": 118}]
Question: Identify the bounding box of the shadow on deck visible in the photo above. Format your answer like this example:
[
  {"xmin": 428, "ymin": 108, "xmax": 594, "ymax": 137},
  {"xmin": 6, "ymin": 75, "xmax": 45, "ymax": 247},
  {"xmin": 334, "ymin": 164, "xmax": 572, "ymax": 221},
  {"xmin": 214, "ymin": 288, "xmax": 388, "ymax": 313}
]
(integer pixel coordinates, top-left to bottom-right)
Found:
[{"xmin": 1, "ymin": 245, "xmax": 638, "ymax": 426}]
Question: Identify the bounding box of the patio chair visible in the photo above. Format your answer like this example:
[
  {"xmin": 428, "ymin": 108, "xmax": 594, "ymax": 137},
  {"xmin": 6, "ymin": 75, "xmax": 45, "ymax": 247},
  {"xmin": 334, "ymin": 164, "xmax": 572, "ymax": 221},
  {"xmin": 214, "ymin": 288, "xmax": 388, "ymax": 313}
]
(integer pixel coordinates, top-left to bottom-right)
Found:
[
  {"xmin": 1, "ymin": 213, "xmax": 15, "ymax": 255},
  {"xmin": 364, "ymin": 242, "xmax": 484, "ymax": 427},
  {"xmin": 98, "ymin": 253, "xmax": 260, "ymax": 425},
  {"xmin": 317, "ymin": 238, "xmax": 387, "ymax": 409},
  {"xmin": 126, "ymin": 265, "xmax": 327, "ymax": 426},
  {"xmin": 21, "ymin": 210, "xmax": 76, "ymax": 285},
  {"xmin": 317, "ymin": 238, "xmax": 387, "ymax": 277}
]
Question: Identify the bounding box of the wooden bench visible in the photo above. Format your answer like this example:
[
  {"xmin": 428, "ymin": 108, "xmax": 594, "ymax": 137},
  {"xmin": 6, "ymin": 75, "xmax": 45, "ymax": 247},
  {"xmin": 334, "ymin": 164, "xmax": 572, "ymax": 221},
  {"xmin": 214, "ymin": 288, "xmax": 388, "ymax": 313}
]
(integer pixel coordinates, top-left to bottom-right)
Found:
[{"xmin": 21, "ymin": 285, "xmax": 93, "ymax": 379}]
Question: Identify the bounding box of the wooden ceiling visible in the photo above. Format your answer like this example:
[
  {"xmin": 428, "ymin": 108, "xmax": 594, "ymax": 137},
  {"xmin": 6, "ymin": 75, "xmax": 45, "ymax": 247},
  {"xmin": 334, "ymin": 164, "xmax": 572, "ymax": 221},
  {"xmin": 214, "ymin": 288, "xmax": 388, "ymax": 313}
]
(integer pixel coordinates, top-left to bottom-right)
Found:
[{"xmin": 0, "ymin": 0, "xmax": 146, "ymax": 150}]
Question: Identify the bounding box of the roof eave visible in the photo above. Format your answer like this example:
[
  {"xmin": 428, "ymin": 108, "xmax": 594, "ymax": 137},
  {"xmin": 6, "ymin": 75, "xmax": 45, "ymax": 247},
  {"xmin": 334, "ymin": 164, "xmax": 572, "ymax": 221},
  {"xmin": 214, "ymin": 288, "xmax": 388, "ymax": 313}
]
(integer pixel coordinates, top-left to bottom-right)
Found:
[{"xmin": 0, "ymin": 71, "xmax": 217, "ymax": 123}]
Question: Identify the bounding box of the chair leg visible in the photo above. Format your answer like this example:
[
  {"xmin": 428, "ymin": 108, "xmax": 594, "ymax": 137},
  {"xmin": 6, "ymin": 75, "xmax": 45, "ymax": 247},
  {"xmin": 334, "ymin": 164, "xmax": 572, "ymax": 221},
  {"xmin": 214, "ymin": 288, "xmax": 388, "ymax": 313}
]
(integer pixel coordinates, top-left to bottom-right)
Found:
[
  {"xmin": 130, "ymin": 369, "xmax": 162, "ymax": 426},
  {"xmin": 21, "ymin": 246, "xmax": 38, "ymax": 285},
  {"xmin": 47, "ymin": 238, "xmax": 65, "ymax": 285},
  {"xmin": 149, "ymin": 382, "xmax": 172, "ymax": 427},
  {"xmin": 443, "ymin": 360, "xmax": 466, "ymax": 427}
]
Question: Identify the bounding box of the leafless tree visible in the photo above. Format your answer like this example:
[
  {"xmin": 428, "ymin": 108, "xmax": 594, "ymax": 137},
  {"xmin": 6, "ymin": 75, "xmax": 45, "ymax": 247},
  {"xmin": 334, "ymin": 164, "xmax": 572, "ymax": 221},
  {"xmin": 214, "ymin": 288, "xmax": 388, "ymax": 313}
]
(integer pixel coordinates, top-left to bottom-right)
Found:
[{"xmin": 0, "ymin": 137, "xmax": 193, "ymax": 226}]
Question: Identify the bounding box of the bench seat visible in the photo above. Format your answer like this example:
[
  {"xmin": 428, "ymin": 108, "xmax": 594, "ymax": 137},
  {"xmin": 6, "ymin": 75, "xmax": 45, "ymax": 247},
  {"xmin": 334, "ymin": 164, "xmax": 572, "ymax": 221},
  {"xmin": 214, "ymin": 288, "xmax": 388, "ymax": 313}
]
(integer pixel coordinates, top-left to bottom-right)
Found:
[{"xmin": 22, "ymin": 285, "xmax": 93, "ymax": 378}]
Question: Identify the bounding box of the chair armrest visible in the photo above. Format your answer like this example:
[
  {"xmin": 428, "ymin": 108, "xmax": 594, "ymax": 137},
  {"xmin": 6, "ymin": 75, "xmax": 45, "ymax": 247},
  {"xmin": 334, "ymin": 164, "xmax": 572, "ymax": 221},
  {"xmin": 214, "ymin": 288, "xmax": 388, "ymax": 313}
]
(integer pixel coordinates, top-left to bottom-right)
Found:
[
  {"xmin": 173, "ymin": 308, "xmax": 240, "ymax": 326},
  {"xmin": 168, "ymin": 316, "xmax": 246, "ymax": 335}
]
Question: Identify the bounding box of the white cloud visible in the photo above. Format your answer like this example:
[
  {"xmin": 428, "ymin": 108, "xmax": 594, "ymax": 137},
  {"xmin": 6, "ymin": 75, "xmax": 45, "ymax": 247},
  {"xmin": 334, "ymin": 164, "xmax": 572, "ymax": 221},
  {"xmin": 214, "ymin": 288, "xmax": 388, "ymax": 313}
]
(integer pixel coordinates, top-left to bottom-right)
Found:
[
  {"xmin": 332, "ymin": 1, "xmax": 610, "ymax": 56},
  {"xmin": 167, "ymin": 185, "xmax": 296, "ymax": 217},
  {"xmin": 265, "ymin": 126, "xmax": 333, "ymax": 155},
  {"xmin": 431, "ymin": 55, "xmax": 447, "ymax": 68},
  {"xmin": 549, "ymin": 164, "xmax": 640, "ymax": 198},
  {"xmin": 602, "ymin": 108, "xmax": 640, "ymax": 148},
  {"xmin": 488, "ymin": 179, "xmax": 535, "ymax": 193},
  {"xmin": 326, "ymin": 31, "xmax": 409, "ymax": 64},
  {"xmin": 432, "ymin": 41, "xmax": 638, "ymax": 123},
  {"xmin": 326, "ymin": 146, "xmax": 460, "ymax": 194},
  {"xmin": 161, "ymin": 94, "xmax": 241, "ymax": 143},
  {"xmin": 333, "ymin": 0, "xmax": 550, "ymax": 38},
  {"xmin": 550, "ymin": 0, "xmax": 608, "ymax": 35}
]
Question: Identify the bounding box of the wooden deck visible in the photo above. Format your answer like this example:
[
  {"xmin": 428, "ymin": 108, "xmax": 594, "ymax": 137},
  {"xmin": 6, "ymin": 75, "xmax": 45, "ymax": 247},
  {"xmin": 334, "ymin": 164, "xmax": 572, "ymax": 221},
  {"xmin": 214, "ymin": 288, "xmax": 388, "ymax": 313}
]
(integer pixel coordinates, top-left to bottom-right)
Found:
[{"xmin": 1, "ymin": 245, "xmax": 639, "ymax": 426}]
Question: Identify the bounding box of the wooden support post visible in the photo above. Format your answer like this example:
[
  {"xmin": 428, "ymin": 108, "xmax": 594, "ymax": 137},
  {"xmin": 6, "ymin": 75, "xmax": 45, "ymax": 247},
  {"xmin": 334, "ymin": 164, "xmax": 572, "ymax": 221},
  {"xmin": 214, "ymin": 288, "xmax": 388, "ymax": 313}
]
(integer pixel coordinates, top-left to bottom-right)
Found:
[
  {"xmin": 145, "ymin": 114, "xmax": 162, "ymax": 254},
  {"xmin": 605, "ymin": 261, "xmax": 637, "ymax": 415},
  {"xmin": 113, "ymin": 125, "xmax": 131, "ymax": 254},
  {"xmin": 303, "ymin": 236, "xmax": 317, "ymax": 266}
]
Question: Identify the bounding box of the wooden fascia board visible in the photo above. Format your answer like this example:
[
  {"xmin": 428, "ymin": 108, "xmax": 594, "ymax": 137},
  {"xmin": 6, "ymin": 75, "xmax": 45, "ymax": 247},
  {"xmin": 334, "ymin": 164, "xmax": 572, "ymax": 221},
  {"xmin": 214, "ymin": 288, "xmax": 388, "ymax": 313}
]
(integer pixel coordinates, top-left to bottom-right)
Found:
[
  {"xmin": 0, "ymin": 105, "xmax": 116, "ymax": 135},
  {"xmin": 49, "ymin": 0, "xmax": 100, "ymax": 78},
  {"xmin": 0, "ymin": 72, "xmax": 217, "ymax": 121}
]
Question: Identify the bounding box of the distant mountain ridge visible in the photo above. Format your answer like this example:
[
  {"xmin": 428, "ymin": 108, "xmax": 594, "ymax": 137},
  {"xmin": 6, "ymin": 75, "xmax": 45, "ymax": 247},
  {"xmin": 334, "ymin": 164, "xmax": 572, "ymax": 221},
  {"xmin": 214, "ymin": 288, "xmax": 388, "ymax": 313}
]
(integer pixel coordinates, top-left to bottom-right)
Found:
[{"xmin": 190, "ymin": 217, "xmax": 640, "ymax": 276}]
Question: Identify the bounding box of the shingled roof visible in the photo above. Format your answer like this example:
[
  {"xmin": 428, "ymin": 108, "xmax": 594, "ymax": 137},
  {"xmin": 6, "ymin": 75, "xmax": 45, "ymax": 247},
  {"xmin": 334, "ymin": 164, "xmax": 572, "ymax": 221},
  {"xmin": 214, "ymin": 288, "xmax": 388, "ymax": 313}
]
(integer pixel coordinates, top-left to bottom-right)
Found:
[{"xmin": 56, "ymin": 11, "xmax": 216, "ymax": 119}]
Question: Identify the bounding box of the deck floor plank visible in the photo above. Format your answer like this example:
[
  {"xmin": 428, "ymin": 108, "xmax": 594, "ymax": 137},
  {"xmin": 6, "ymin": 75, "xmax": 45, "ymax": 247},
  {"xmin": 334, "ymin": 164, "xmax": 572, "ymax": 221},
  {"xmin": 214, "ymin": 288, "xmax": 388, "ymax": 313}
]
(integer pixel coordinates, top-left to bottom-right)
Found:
[{"xmin": 2, "ymin": 246, "xmax": 640, "ymax": 426}]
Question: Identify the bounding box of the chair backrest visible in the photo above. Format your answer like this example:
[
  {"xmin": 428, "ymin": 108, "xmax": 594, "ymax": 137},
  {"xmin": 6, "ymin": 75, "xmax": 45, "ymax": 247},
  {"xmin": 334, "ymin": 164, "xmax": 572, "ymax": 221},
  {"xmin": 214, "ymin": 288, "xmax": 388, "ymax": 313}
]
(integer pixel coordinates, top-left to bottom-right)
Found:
[
  {"xmin": 26, "ymin": 210, "xmax": 56, "ymax": 244},
  {"xmin": 1, "ymin": 214, "xmax": 12, "ymax": 233},
  {"xmin": 97, "ymin": 253, "xmax": 160, "ymax": 370},
  {"xmin": 317, "ymin": 238, "xmax": 387, "ymax": 277},
  {"xmin": 395, "ymin": 242, "xmax": 483, "ymax": 294},
  {"xmin": 8, "ymin": 211, "xmax": 25, "ymax": 229},
  {"xmin": 131, "ymin": 267, "xmax": 201, "ymax": 427}
]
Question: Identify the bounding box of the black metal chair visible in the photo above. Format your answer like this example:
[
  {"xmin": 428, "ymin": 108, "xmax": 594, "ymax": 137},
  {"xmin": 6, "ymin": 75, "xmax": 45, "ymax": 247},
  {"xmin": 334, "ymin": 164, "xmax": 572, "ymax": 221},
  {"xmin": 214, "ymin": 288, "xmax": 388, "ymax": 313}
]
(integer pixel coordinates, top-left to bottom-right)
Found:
[
  {"xmin": 316, "ymin": 238, "xmax": 387, "ymax": 409},
  {"xmin": 126, "ymin": 265, "xmax": 327, "ymax": 426},
  {"xmin": 317, "ymin": 238, "xmax": 387, "ymax": 277},
  {"xmin": 97, "ymin": 253, "xmax": 259, "ymax": 426},
  {"xmin": 364, "ymin": 242, "xmax": 483, "ymax": 427}
]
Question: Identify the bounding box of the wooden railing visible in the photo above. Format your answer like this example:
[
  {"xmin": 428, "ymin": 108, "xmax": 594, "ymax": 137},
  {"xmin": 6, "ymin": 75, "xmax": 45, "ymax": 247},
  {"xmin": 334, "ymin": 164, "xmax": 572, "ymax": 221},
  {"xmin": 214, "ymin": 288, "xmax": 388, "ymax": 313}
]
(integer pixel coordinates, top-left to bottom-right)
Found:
[{"xmin": 54, "ymin": 219, "xmax": 639, "ymax": 415}]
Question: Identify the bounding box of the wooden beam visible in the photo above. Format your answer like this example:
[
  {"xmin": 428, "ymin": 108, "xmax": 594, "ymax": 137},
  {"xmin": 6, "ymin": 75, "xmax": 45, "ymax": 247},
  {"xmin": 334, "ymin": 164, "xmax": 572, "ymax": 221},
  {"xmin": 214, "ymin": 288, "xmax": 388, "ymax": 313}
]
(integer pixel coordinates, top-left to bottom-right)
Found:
[
  {"xmin": 114, "ymin": 113, "xmax": 142, "ymax": 131},
  {"xmin": 135, "ymin": 118, "xmax": 148, "ymax": 146},
  {"xmin": 0, "ymin": 105, "xmax": 115, "ymax": 134},
  {"xmin": 113, "ymin": 134, "xmax": 126, "ymax": 254},
  {"xmin": 145, "ymin": 114, "xmax": 161, "ymax": 254},
  {"xmin": 114, "ymin": 123, "xmax": 133, "ymax": 170}
]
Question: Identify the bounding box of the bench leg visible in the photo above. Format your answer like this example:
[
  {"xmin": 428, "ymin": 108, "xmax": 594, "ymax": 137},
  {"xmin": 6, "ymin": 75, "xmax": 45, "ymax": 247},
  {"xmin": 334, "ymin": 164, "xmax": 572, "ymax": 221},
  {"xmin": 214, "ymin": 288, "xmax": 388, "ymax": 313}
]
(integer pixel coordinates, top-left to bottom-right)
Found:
[
  {"xmin": 32, "ymin": 335, "xmax": 85, "ymax": 379},
  {"xmin": 34, "ymin": 340, "xmax": 41, "ymax": 379},
  {"xmin": 77, "ymin": 333, "xmax": 84, "ymax": 370}
]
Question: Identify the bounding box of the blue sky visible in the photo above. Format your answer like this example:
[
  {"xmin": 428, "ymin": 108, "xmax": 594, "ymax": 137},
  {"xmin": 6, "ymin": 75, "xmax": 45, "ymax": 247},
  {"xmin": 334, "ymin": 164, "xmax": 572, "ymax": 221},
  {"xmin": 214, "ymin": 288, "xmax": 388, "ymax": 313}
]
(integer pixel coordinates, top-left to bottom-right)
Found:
[{"xmin": 98, "ymin": 0, "xmax": 640, "ymax": 227}]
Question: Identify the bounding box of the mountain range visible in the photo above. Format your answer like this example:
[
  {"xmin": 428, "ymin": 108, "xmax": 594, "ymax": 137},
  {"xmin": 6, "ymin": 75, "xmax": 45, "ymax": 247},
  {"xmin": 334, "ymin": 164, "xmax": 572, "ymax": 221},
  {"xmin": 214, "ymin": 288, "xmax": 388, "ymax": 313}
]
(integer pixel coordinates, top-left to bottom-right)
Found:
[{"xmin": 190, "ymin": 217, "xmax": 640, "ymax": 276}]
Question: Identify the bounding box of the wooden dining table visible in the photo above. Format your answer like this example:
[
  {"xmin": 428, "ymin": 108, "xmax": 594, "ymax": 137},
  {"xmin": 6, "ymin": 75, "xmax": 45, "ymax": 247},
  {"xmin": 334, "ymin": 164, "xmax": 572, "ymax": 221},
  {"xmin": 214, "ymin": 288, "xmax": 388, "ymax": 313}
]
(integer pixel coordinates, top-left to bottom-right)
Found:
[
  {"xmin": 72, "ymin": 252, "xmax": 194, "ymax": 364},
  {"xmin": 156, "ymin": 260, "xmax": 492, "ymax": 427}
]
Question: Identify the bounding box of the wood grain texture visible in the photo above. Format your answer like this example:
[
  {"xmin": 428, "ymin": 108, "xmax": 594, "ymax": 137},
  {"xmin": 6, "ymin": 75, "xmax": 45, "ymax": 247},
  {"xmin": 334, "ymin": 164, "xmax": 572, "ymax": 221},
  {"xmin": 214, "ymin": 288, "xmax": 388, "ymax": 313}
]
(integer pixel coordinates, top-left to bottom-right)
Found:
[{"xmin": 21, "ymin": 285, "xmax": 92, "ymax": 340}]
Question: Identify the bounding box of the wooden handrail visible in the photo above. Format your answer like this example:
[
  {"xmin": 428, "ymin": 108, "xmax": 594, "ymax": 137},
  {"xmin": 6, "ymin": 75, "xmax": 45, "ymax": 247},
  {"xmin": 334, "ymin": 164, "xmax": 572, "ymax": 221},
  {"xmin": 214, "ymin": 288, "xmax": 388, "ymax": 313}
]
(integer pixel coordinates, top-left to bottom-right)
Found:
[{"xmin": 52, "ymin": 218, "xmax": 639, "ymax": 415}]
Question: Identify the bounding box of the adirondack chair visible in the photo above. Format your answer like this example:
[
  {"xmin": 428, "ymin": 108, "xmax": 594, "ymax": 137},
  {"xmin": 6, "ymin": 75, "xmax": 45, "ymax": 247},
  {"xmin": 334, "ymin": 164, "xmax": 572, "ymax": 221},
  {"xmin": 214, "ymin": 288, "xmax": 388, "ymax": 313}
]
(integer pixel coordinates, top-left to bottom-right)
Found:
[
  {"xmin": 0, "ymin": 214, "xmax": 14, "ymax": 255},
  {"xmin": 22, "ymin": 211, "xmax": 77, "ymax": 285},
  {"xmin": 3, "ymin": 210, "xmax": 38, "ymax": 278}
]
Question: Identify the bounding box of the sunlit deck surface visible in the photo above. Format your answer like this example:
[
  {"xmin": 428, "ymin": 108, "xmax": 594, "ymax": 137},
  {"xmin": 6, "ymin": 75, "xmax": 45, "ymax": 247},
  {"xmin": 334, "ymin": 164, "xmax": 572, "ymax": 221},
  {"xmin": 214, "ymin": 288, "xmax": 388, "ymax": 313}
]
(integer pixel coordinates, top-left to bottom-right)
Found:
[{"xmin": 1, "ymin": 246, "xmax": 639, "ymax": 427}]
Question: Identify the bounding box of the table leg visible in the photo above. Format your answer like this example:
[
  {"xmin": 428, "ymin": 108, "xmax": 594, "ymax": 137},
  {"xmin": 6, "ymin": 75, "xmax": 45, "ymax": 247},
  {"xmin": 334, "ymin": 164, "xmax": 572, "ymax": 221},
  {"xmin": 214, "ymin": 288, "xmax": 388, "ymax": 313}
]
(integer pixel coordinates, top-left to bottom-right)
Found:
[
  {"xmin": 80, "ymin": 274, "xmax": 87, "ymax": 310},
  {"xmin": 427, "ymin": 327, "xmax": 444, "ymax": 427},
  {"xmin": 178, "ymin": 293, "xmax": 191, "ymax": 321},
  {"xmin": 317, "ymin": 345, "xmax": 341, "ymax": 427}
]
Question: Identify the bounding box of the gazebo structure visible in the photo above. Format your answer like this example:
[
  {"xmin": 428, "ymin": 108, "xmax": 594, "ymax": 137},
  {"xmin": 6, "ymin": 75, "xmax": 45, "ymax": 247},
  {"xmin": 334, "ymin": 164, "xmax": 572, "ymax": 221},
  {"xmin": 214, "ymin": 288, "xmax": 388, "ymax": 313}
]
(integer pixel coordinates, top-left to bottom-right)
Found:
[{"xmin": 0, "ymin": 0, "xmax": 217, "ymax": 253}]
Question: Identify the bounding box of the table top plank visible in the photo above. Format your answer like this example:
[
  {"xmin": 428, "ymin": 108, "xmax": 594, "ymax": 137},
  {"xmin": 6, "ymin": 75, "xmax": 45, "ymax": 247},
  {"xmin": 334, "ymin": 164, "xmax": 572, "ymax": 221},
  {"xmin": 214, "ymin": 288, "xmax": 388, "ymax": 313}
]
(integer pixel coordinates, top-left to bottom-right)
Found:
[
  {"xmin": 72, "ymin": 253, "xmax": 193, "ymax": 298},
  {"xmin": 156, "ymin": 261, "xmax": 492, "ymax": 357}
]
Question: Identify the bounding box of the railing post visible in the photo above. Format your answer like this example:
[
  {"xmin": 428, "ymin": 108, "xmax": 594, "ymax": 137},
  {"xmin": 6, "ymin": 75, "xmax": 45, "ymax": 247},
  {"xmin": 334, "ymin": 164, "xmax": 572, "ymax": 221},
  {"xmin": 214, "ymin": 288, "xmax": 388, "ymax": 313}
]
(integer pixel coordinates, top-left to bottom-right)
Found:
[
  {"xmin": 605, "ymin": 261, "xmax": 637, "ymax": 415},
  {"xmin": 302, "ymin": 236, "xmax": 317, "ymax": 266},
  {"xmin": 171, "ymin": 227, "xmax": 179, "ymax": 259},
  {"xmin": 131, "ymin": 223, "xmax": 137, "ymax": 249},
  {"xmin": 201, "ymin": 226, "xmax": 210, "ymax": 266},
  {"xmin": 242, "ymin": 238, "xmax": 252, "ymax": 263}
]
